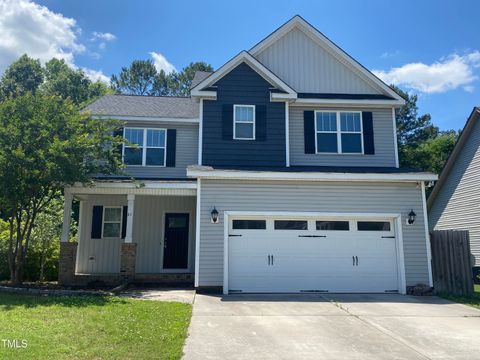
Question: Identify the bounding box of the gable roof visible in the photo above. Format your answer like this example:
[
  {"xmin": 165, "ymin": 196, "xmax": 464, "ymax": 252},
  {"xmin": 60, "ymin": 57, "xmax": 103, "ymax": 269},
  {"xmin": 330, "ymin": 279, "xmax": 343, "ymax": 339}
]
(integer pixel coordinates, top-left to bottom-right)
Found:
[
  {"xmin": 427, "ymin": 106, "xmax": 480, "ymax": 208},
  {"xmin": 84, "ymin": 94, "xmax": 199, "ymax": 119},
  {"xmin": 191, "ymin": 51, "xmax": 297, "ymax": 99},
  {"xmin": 250, "ymin": 15, "xmax": 404, "ymax": 104}
]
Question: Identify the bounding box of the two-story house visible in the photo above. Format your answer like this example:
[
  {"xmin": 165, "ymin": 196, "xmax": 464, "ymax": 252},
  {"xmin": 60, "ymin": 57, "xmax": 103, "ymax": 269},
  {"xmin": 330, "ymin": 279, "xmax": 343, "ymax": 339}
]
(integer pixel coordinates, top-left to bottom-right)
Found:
[{"xmin": 59, "ymin": 16, "xmax": 437, "ymax": 294}]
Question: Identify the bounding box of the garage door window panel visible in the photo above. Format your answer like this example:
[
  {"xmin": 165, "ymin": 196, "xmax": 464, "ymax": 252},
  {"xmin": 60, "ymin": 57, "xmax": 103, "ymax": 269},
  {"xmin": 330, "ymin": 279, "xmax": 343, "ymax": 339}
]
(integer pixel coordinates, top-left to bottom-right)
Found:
[
  {"xmin": 274, "ymin": 220, "xmax": 308, "ymax": 230},
  {"xmin": 232, "ymin": 220, "xmax": 266, "ymax": 230},
  {"xmin": 357, "ymin": 221, "xmax": 391, "ymax": 231},
  {"xmin": 316, "ymin": 221, "xmax": 350, "ymax": 231}
]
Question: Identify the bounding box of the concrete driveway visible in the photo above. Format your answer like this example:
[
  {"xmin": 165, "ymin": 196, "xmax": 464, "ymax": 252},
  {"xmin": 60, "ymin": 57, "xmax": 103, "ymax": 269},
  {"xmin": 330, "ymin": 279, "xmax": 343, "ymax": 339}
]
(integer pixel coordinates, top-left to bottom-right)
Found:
[{"xmin": 183, "ymin": 293, "xmax": 480, "ymax": 360}]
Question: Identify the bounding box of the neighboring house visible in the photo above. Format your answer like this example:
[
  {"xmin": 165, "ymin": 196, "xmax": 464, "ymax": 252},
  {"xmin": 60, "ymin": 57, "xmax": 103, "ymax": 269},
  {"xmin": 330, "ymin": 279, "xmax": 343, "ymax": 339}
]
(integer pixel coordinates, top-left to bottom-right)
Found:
[
  {"xmin": 59, "ymin": 16, "xmax": 437, "ymax": 294},
  {"xmin": 428, "ymin": 107, "xmax": 480, "ymax": 275}
]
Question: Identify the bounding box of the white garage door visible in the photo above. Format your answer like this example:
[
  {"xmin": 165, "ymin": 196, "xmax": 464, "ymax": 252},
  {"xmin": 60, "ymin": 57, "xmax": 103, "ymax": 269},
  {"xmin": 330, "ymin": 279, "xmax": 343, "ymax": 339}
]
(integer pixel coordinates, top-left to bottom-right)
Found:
[{"xmin": 228, "ymin": 216, "xmax": 399, "ymax": 293}]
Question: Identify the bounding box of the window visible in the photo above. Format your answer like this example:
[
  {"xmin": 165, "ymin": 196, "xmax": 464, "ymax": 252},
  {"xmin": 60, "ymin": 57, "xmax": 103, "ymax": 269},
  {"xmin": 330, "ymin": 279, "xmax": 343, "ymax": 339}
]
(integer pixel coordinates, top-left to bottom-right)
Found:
[
  {"xmin": 316, "ymin": 221, "xmax": 350, "ymax": 231},
  {"xmin": 232, "ymin": 220, "xmax": 266, "ymax": 230},
  {"xmin": 357, "ymin": 221, "xmax": 391, "ymax": 231},
  {"xmin": 123, "ymin": 128, "xmax": 166, "ymax": 166},
  {"xmin": 234, "ymin": 105, "xmax": 255, "ymax": 140},
  {"xmin": 102, "ymin": 207, "xmax": 122, "ymax": 238},
  {"xmin": 340, "ymin": 112, "xmax": 362, "ymax": 153},
  {"xmin": 315, "ymin": 111, "xmax": 363, "ymax": 154},
  {"xmin": 274, "ymin": 220, "xmax": 308, "ymax": 230}
]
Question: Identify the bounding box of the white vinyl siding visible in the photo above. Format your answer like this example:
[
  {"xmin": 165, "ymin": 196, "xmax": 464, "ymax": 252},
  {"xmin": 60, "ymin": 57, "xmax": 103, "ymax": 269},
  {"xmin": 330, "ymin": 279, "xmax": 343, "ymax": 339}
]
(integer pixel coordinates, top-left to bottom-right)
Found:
[
  {"xmin": 290, "ymin": 107, "xmax": 396, "ymax": 167},
  {"xmin": 255, "ymin": 27, "xmax": 382, "ymax": 94},
  {"xmin": 198, "ymin": 180, "xmax": 429, "ymax": 287}
]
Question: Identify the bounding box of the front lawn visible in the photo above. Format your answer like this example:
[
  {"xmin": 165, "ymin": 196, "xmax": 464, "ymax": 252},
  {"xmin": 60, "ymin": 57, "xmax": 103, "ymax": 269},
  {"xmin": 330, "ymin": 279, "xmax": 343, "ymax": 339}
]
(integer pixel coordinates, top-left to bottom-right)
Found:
[
  {"xmin": 0, "ymin": 293, "xmax": 192, "ymax": 359},
  {"xmin": 439, "ymin": 284, "xmax": 480, "ymax": 309}
]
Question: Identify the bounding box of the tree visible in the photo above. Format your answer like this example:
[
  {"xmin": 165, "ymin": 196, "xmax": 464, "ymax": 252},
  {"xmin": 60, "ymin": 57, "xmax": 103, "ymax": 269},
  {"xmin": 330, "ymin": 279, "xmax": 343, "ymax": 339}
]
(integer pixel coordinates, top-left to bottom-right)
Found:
[
  {"xmin": 0, "ymin": 93, "xmax": 124, "ymax": 284},
  {"xmin": 43, "ymin": 58, "xmax": 108, "ymax": 106},
  {"xmin": 110, "ymin": 60, "xmax": 158, "ymax": 95},
  {"xmin": 392, "ymin": 85, "xmax": 458, "ymax": 173},
  {"xmin": 111, "ymin": 60, "xmax": 213, "ymax": 96},
  {"xmin": 0, "ymin": 54, "xmax": 43, "ymax": 99}
]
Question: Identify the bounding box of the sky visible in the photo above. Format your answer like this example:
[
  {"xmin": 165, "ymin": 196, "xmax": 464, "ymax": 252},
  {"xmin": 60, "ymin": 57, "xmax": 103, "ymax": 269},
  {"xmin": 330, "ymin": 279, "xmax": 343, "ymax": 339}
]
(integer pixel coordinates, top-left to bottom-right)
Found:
[{"xmin": 1, "ymin": 0, "xmax": 479, "ymax": 131}]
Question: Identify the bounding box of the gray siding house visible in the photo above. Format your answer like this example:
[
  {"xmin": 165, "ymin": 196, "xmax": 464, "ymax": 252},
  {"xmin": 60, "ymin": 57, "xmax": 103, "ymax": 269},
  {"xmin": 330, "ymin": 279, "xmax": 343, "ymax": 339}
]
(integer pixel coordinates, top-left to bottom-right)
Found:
[
  {"xmin": 428, "ymin": 107, "xmax": 480, "ymax": 273},
  {"xmin": 59, "ymin": 16, "xmax": 437, "ymax": 294}
]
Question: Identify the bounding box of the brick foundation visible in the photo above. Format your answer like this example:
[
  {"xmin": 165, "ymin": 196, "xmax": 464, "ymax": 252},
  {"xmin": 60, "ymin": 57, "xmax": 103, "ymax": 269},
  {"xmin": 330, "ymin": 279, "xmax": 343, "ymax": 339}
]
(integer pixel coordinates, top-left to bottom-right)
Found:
[
  {"xmin": 58, "ymin": 242, "xmax": 78, "ymax": 285},
  {"xmin": 120, "ymin": 243, "xmax": 137, "ymax": 280}
]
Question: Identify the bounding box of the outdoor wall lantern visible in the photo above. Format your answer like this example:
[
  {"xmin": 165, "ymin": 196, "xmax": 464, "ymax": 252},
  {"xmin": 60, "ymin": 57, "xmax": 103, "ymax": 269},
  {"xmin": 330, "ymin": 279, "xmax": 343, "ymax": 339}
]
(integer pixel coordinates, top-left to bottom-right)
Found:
[
  {"xmin": 407, "ymin": 209, "xmax": 416, "ymax": 225},
  {"xmin": 211, "ymin": 207, "xmax": 219, "ymax": 224}
]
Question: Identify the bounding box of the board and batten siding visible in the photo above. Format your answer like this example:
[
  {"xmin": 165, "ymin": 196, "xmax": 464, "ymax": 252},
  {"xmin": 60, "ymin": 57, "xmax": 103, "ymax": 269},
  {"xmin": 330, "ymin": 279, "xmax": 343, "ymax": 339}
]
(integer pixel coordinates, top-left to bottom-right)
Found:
[
  {"xmin": 202, "ymin": 63, "xmax": 286, "ymax": 167},
  {"xmin": 429, "ymin": 117, "xmax": 480, "ymax": 266},
  {"xmin": 289, "ymin": 107, "xmax": 397, "ymax": 167},
  {"xmin": 109, "ymin": 121, "xmax": 198, "ymax": 179},
  {"xmin": 198, "ymin": 180, "xmax": 429, "ymax": 287},
  {"xmin": 76, "ymin": 194, "xmax": 196, "ymax": 274},
  {"xmin": 254, "ymin": 27, "xmax": 380, "ymax": 94}
]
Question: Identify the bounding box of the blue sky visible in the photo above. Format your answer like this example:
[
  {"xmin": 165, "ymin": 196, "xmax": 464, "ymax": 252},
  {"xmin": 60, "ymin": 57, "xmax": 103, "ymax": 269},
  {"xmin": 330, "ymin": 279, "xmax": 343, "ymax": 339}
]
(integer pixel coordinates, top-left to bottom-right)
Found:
[{"xmin": 2, "ymin": 0, "xmax": 479, "ymax": 130}]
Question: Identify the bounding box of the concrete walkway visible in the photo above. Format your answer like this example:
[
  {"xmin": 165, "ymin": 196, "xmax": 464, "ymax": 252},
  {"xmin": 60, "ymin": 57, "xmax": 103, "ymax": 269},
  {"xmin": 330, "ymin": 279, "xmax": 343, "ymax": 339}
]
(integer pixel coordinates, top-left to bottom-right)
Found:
[
  {"xmin": 119, "ymin": 289, "xmax": 196, "ymax": 304},
  {"xmin": 183, "ymin": 293, "xmax": 480, "ymax": 360}
]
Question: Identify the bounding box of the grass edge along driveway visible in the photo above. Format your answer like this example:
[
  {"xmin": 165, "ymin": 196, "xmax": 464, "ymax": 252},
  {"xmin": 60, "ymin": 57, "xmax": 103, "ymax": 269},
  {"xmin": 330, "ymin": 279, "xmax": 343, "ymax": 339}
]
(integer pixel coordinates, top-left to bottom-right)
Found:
[
  {"xmin": 0, "ymin": 293, "xmax": 192, "ymax": 360},
  {"xmin": 439, "ymin": 284, "xmax": 480, "ymax": 309}
]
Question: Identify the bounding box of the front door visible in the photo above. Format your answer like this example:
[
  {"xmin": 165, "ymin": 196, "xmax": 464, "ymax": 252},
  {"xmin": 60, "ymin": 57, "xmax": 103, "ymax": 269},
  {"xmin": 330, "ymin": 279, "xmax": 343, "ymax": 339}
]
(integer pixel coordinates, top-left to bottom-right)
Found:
[{"xmin": 163, "ymin": 213, "xmax": 189, "ymax": 269}]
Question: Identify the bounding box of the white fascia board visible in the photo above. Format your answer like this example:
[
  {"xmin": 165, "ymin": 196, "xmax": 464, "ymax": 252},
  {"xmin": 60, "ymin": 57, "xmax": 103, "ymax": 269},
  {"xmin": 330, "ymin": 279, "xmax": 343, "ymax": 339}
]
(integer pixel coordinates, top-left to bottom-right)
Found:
[
  {"xmin": 70, "ymin": 180, "xmax": 198, "ymax": 190},
  {"xmin": 270, "ymin": 93, "xmax": 298, "ymax": 101},
  {"xmin": 190, "ymin": 51, "xmax": 297, "ymax": 98},
  {"xmin": 187, "ymin": 168, "xmax": 438, "ymax": 182},
  {"xmin": 92, "ymin": 115, "xmax": 200, "ymax": 124},
  {"xmin": 250, "ymin": 16, "xmax": 404, "ymax": 104},
  {"xmin": 291, "ymin": 98, "xmax": 404, "ymax": 107},
  {"xmin": 190, "ymin": 90, "xmax": 217, "ymax": 99}
]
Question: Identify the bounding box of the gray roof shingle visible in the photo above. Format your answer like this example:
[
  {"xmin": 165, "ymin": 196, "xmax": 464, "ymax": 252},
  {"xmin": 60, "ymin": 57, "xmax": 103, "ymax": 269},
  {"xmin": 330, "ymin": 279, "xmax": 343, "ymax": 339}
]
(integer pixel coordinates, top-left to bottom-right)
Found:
[
  {"xmin": 84, "ymin": 94, "xmax": 199, "ymax": 118},
  {"xmin": 191, "ymin": 71, "xmax": 213, "ymax": 89}
]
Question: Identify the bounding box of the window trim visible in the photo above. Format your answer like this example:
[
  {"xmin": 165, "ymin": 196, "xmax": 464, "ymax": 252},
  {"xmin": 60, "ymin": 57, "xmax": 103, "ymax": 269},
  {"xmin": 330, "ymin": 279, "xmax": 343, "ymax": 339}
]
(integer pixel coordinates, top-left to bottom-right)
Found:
[
  {"xmin": 233, "ymin": 104, "xmax": 256, "ymax": 140},
  {"xmin": 122, "ymin": 127, "xmax": 167, "ymax": 167},
  {"xmin": 314, "ymin": 110, "xmax": 364, "ymax": 155},
  {"xmin": 101, "ymin": 206, "xmax": 123, "ymax": 239}
]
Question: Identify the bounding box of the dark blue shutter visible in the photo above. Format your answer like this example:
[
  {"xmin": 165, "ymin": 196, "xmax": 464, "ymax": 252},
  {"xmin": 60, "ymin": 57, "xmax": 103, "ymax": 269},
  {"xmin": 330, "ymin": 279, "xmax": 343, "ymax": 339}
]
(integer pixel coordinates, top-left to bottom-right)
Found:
[
  {"xmin": 304, "ymin": 111, "xmax": 315, "ymax": 154},
  {"xmin": 91, "ymin": 206, "xmax": 103, "ymax": 239},
  {"xmin": 255, "ymin": 105, "xmax": 267, "ymax": 141},
  {"xmin": 121, "ymin": 206, "xmax": 127, "ymax": 239},
  {"xmin": 113, "ymin": 128, "xmax": 124, "ymax": 160},
  {"xmin": 222, "ymin": 104, "xmax": 234, "ymax": 140},
  {"xmin": 362, "ymin": 112, "xmax": 375, "ymax": 155},
  {"xmin": 166, "ymin": 129, "xmax": 176, "ymax": 167}
]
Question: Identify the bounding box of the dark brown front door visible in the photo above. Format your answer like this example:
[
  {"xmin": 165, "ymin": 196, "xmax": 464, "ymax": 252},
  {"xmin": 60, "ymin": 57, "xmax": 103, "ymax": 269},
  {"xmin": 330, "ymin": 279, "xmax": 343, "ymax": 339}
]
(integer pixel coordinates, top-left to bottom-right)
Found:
[{"xmin": 163, "ymin": 213, "xmax": 189, "ymax": 269}]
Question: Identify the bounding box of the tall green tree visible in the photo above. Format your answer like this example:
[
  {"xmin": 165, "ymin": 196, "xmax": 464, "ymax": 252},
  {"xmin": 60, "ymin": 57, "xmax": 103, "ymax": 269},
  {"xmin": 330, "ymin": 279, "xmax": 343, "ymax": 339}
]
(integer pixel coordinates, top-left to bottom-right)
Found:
[
  {"xmin": 0, "ymin": 93, "xmax": 124, "ymax": 284},
  {"xmin": 110, "ymin": 60, "xmax": 158, "ymax": 95},
  {"xmin": 392, "ymin": 85, "xmax": 458, "ymax": 173},
  {"xmin": 0, "ymin": 54, "xmax": 44, "ymax": 99},
  {"xmin": 111, "ymin": 60, "xmax": 213, "ymax": 96}
]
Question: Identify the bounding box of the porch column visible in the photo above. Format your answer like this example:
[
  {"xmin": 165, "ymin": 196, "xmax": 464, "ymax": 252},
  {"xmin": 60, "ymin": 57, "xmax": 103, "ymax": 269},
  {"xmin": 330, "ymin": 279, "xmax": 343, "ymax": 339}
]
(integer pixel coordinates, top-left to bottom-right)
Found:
[
  {"xmin": 61, "ymin": 192, "xmax": 73, "ymax": 242},
  {"xmin": 125, "ymin": 194, "xmax": 135, "ymax": 243},
  {"xmin": 59, "ymin": 192, "xmax": 76, "ymax": 285},
  {"xmin": 120, "ymin": 194, "xmax": 136, "ymax": 280}
]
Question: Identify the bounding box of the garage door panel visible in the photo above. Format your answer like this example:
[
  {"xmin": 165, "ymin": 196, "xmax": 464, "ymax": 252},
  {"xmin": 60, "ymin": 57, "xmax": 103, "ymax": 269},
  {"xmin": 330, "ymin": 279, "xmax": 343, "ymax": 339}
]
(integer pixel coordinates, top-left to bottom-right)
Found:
[{"xmin": 228, "ymin": 216, "xmax": 399, "ymax": 293}]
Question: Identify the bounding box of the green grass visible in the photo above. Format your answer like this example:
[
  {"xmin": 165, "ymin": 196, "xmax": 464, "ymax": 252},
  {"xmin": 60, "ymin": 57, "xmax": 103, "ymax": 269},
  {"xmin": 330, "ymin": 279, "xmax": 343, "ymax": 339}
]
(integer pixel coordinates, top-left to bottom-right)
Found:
[
  {"xmin": 0, "ymin": 293, "xmax": 192, "ymax": 360},
  {"xmin": 439, "ymin": 284, "xmax": 480, "ymax": 309}
]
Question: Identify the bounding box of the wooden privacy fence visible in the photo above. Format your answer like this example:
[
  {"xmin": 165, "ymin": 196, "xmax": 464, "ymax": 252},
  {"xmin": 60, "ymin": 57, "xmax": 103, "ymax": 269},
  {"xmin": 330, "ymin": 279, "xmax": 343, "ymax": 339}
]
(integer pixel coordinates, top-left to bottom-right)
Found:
[{"xmin": 430, "ymin": 230, "xmax": 474, "ymax": 296}]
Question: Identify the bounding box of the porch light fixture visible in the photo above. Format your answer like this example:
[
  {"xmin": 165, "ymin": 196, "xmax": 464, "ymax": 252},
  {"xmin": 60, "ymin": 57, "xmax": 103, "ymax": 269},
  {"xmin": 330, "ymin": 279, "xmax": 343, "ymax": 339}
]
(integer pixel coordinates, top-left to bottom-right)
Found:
[
  {"xmin": 210, "ymin": 207, "xmax": 219, "ymax": 224},
  {"xmin": 407, "ymin": 209, "xmax": 416, "ymax": 225}
]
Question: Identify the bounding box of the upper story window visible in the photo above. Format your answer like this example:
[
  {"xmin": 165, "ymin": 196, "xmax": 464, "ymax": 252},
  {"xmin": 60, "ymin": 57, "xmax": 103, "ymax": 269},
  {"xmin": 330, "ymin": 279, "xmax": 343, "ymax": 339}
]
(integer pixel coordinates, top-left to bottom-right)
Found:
[
  {"xmin": 123, "ymin": 128, "xmax": 166, "ymax": 166},
  {"xmin": 233, "ymin": 105, "xmax": 255, "ymax": 140},
  {"xmin": 315, "ymin": 111, "xmax": 363, "ymax": 154}
]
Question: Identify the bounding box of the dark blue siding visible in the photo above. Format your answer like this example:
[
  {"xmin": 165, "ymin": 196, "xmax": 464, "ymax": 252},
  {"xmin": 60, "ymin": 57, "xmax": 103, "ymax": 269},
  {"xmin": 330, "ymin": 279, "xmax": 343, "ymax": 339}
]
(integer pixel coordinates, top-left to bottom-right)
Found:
[{"xmin": 202, "ymin": 63, "xmax": 286, "ymax": 167}]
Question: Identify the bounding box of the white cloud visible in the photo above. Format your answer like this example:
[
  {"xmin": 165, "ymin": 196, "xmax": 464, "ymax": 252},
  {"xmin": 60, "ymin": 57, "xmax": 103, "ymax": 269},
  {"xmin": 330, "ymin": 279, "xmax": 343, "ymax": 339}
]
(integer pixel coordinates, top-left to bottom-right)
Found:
[
  {"xmin": 91, "ymin": 31, "xmax": 116, "ymax": 42},
  {"xmin": 380, "ymin": 50, "xmax": 400, "ymax": 59},
  {"xmin": 149, "ymin": 52, "xmax": 176, "ymax": 74},
  {"xmin": 373, "ymin": 51, "xmax": 480, "ymax": 93},
  {"xmin": 0, "ymin": 0, "xmax": 85, "ymax": 72},
  {"xmin": 82, "ymin": 68, "xmax": 109, "ymax": 84}
]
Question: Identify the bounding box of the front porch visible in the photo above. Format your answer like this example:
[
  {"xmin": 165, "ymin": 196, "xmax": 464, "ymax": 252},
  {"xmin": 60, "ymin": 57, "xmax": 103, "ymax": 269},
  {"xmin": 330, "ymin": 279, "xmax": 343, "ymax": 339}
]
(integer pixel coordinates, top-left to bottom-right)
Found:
[{"xmin": 59, "ymin": 180, "xmax": 197, "ymax": 287}]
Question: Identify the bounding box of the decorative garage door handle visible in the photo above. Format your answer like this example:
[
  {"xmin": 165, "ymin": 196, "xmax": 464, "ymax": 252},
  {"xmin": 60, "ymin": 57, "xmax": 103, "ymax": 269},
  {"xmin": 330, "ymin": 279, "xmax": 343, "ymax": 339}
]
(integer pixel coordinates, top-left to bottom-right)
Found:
[
  {"xmin": 298, "ymin": 235, "xmax": 327, "ymax": 238},
  {"xmin": 228, "ymin": 234, "xmax": 242, "ymax": 237},
  {"xmin": 381, "ymin": 236, "xmax": 395, "ymax": 239},
  {"xmin": 353, "ymin": 256, "xmax": 355, "ymax": 266},
  {"xmin": 268, "ymin": 255, "xmax": 271, "ymax": 265},
  {"xmin": 356, "ymin": 256, "xmax": 358, "ymax": 266}
]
